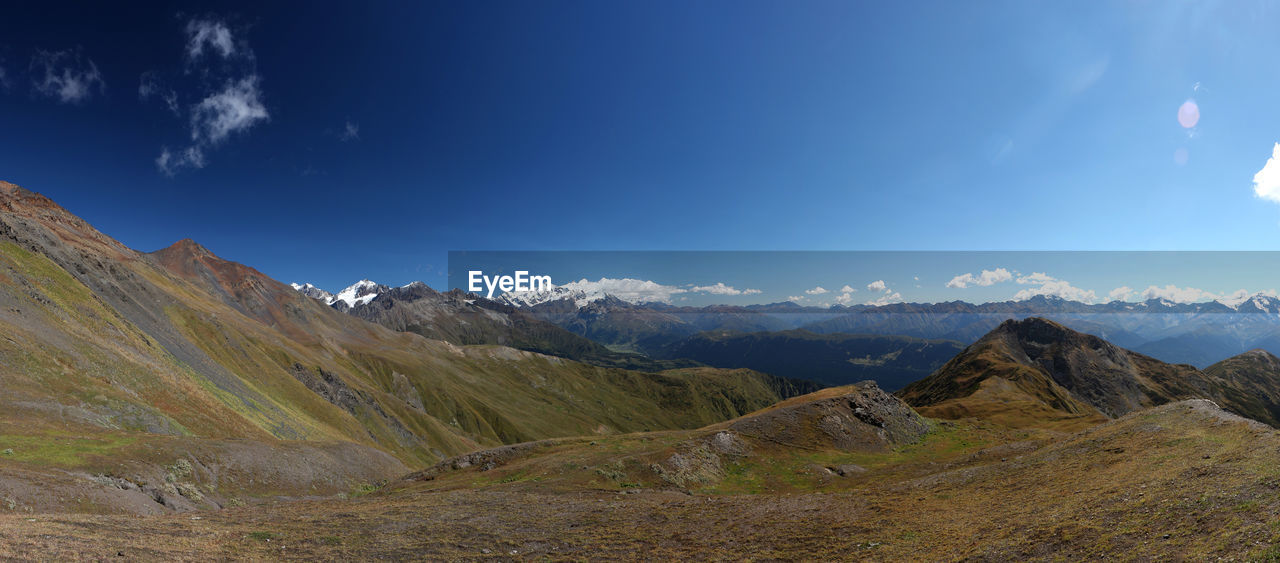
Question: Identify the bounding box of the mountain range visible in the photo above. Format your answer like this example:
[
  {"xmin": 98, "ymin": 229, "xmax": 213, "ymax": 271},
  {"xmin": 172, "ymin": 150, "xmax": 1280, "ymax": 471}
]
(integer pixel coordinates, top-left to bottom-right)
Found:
[
  {"xmin": 0, "ymin": 180, "xmax": 813, "ymax": 512},
  {"xmin": 291, "ymin": 277, "xmax": 1280, "ymax": 388},
  {"xmin": 491, "ymin": 288, "xmax": 1280, "ymax": 368},
  {"xmin": 13, "ymin": 179, "xmax": 1280, "ymax": 558}
]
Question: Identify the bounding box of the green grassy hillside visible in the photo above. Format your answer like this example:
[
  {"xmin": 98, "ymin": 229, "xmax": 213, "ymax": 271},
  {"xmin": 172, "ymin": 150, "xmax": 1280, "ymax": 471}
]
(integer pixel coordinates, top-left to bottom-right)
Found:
[{"xmin": 0, "ymin": 180, "xmax": 805, "ymax": 510}]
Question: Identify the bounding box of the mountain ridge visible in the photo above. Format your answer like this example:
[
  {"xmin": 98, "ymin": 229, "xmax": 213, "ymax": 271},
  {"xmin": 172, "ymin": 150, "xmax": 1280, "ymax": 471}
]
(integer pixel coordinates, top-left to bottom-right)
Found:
[
  {"xmin": 897, "ymin": 317, "xmax": 1280, "ymax": 430},
  {"xmin": 0, "ymin": 180, "xmax": 815, "ymax": 512}
]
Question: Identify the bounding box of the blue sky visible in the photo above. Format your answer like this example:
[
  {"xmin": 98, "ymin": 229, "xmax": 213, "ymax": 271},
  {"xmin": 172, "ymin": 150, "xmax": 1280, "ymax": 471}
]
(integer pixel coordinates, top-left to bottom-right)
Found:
[
  {"xmin": 452, "ymin": 251, "xmax": 1280, "ymax": 307},
  {"xmin": 5, "ymin": 1, "xmax": 1280, "ymax": 297}
]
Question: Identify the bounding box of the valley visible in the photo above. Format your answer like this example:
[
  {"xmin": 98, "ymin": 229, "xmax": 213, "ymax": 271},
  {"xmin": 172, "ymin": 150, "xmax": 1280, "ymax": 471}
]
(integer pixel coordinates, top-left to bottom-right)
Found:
[
  {"xmin": 8, "ymin": 384, "xmax": 1280, "ymax": 560},
  {"xmin": 9, "ymin": 2, "xmax": 1276, "ymax": 559},
  {"xmin": 5, "ymin": 183, "xmax": 1280, "ymax": 558}
]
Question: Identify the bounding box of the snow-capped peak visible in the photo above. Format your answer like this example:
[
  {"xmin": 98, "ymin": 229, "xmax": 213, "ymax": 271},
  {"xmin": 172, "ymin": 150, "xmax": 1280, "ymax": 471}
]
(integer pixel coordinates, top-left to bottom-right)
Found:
[
  {"xmin": 288, "ymin": 280, "xmax": 388, "ymax": 308},
  {"xmin": 1230, "ymin": 293, "xmax": 1280, "ymax": 313},
  {"xmin": 290, "ymin": 282, "xmax": 335, "ymax": 302},
  {"xmin": 333, "ymin": 279, "xmax": 385, "ymax": 308},
  {"xmin": 494, "ymin": 284, "xmax": 611, "ymax": 308}
]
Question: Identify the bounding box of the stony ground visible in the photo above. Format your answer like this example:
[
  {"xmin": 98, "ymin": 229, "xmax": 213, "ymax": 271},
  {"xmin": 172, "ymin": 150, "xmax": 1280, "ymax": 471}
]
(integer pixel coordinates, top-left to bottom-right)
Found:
[{"xmin": 5, "ymin": 400, "xmax": 1280, "ymax": 561}]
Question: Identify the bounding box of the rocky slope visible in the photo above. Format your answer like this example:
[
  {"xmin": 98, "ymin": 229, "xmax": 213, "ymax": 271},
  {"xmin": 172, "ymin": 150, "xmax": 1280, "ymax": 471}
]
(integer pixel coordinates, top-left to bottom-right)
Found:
[
  {"xmin": 896, "ymin": 317, "xmax": 1270, "ymax": 430},
  {"xmin": 11, "ymin": 397, "xmax": 1280, "ymax": 560},
  {"xmin": 1202, "ymin": 348, "xmax": 1280, "ymax": 427},
  {"xmin": 409, "ymin": 380, "xmax": 931, "ymax": 488}
]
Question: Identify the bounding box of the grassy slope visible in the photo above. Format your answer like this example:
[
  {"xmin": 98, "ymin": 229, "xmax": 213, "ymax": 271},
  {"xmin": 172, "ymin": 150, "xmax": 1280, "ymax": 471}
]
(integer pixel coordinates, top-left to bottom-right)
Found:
[
  {"xmin": 8, "ymin": 397, "xmax": 1280, "ymax": 559},
  {"xmin": 1203, "ymin": 349, "xmax": 1280, "ymax": 426},
  {"xmin": 0, "ymin": 182, "xmax": 796, "ymax": 495},
  {"xmin": 896, "ymin": 333, "xmax": 1109, "ymax": 431}
]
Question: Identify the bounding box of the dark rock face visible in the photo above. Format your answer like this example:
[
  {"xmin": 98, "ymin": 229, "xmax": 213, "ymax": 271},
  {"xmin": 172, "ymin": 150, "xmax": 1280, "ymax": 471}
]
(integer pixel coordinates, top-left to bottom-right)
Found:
[
  {"xmin": 287, "ymin": 363, "xmax": 422, "ymax": 449},
  {"xmin": 406, "ymin": 440, "xmax": 558, "ymax": 481},
  {"xmin": 289, "ymin": 363, "xmax": 364, "ymax": 414}
]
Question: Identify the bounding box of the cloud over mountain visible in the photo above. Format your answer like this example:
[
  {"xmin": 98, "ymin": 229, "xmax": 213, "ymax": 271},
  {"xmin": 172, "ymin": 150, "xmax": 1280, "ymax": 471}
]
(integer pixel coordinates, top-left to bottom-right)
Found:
[
  {"xmin": 689, "ymin": 282, "xmax": 761, "ymax": 296},
  {"xmin": 1108, "ymin": 286, "xmax": 1134, "ymax": 302},
  {"xmin": 946, "ymin": 268, "xmax": 1013, "ymax": 288},
  {"xmin": 1140, "ymin": 284, "xmax": 1221, "ymax": 304},
  {"xmin": 1012, "ymin": 274, "xmax": 1096, "ymax": 303}
]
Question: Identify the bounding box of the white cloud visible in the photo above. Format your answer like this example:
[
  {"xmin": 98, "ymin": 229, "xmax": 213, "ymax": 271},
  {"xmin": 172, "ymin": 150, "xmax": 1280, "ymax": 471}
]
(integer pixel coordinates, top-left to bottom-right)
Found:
[
  {"xmin": 1016, "ymin": 272, "xmax": 1057, "ymax": 285},
  {"xmin": 866, "ymin": 291, "xmax": 903, "ymax": 306},
  {"xmin": 30, "ymin": 49, "xmax": 105, "ymax": 104},
  {"xmin": 1102, "ymin": 286, "xmax": 1280, "ymax": 306},
  {"xmin": 190, "ymin": 76, "xmax": 269, "ymax": 145},
  {"xmin": 1139, "ymin": 284, "xmax": 1219, "ymax": 304},
  {"xmin": 1254, "ymin": 143, "xmax": 1280, "ymax": 204},
  {"xmin": 157, "ymin": 75, "xmax": 268, "ymax": 175},
  {"xmin": 1218, "ymin": 289, "xmax": 1252, "ymax": 308},
  {"xmin": 946, "ymin": 268, "xmax": 1013, "ymax": 288},
  {"xmin": 688, "ymin": 282, "xmax": 761, "ymax": 296},
  {"xmin": 867, "ymin": 280, "xmax": 887, "ymax": 292},
  {"xmin": 786, "ymin": 295, "xmax": 804, "ymax": 302},
  {"xmin": 138, "ymin": 71, "xmax": 179, "ymax": 115},
  {"xmin": 152, "ymin": 17, "xmax": 269, "ymax": 176},
  {"xmin": 1012, "ymin": 278, "xmax": 1097, "ymax": 303},
  {"xmin": 186, "ymin": 19, "xmax": 237, "ymax": 60},
  {"xmin": 341, "ymin": 120, "xmax": 360, "ymax": 141},
  {"xmin": 804, "ymin": 286, "xmax": 828, "ymax": 295},
  {"xmin": 557, "ymin": 278, "xmax": 687, "ymax": 304},
  {"xmin": 833, "ymin": 284, "xmax": 858, "ymax": 305},
  {"xmin": 1107, "ymin": 286, "xmax": 1134, "ymax": 302},
  {"xmin": 156, "ymin": 146, "xmax": 207, "ymax": 177}
]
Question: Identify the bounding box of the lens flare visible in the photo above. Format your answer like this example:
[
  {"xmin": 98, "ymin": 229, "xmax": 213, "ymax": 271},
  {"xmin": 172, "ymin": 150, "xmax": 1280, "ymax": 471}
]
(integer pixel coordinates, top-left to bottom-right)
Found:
[{"xmin": 1178, "ymin": 100, "xmax": 1200, "ymax": 128}]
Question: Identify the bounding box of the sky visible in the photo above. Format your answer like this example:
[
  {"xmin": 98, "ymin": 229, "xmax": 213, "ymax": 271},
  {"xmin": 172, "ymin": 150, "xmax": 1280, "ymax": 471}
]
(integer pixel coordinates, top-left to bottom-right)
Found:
[
  {"xmin": 6, "ymin": 1, "xmax": 1280, "ymax": 300},
  {"xmin": 452, "ymin": 251, "xmax": 1280, "ymax": 307}
]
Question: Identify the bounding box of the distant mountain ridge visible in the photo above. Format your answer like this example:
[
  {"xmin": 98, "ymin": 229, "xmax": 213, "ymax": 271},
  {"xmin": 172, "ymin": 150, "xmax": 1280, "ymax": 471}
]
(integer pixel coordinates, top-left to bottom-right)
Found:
[
  {"xmin": 289, "ymin": 278, "xmax": 728, "ymax": 372},
  {"xmin": 291, "ymin": 281, "xmax": 1280, "ymax": 371},
  {"xmin": 664, "ymin": 330, "xmax": 964, "ymax": 390},
  {"xmin": 496, "ymin": 291, "xmax": 1280, "ymax": 367}
]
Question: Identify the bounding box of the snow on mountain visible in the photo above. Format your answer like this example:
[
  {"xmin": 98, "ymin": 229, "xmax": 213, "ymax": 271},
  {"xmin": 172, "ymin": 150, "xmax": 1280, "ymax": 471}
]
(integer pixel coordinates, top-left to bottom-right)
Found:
[
  {"xmin": 289, "ymin": 278, "xmax": 627, "ymax": 310},
  {"xmin": 497, "ymin": 285, "xmax": 608, "ymax": 308},
  {"xmin": 1230, "ymin": 293, "xmax": 1280, "ymax": 314},
  {"xmin": 289, "ymin": 279, "xmax": 1280, "ymax": 317},
  {"xmin": 496, "ymin": 278, "xmax": 688, "ymax": 308},
  {"xmin": 333, "ymin": 280, "xmax": 387, "ymax": 308},
  {"xmin": 290, "ymin": 282, "xmax": 335, "ymax": 303},
  {"xmin": 289, "ymin": 280, "xmax": 388, "ymax": 308}
]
